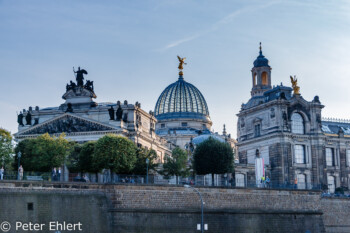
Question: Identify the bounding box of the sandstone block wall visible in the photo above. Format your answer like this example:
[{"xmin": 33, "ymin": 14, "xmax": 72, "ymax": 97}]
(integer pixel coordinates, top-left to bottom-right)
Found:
[
  {"xmin": 105, "ymin": 185, "xmax": 324, "ymax": 232},
  {"xmin": 0, "ymin": 187, "xmax": 111, "ymax": 233},
  {"xmin": 1, "ymin": 181, "xmax": 350, "ymax": 232},
  {"xmin": 321, "ymin": 197, "xmax": 350, "ymax": 233}
]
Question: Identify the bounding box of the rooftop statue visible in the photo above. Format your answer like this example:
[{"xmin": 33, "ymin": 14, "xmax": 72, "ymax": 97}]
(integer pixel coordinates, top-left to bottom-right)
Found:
[
  {"xmin": 73, "ymin": 67, "xmax": 88, "ymax": 86},
  {"xmin": 177, "ymin": 56, "xmax": 187, "ymax": 74},
  {"xmin": 108, "ymin": 106, "xmax": 115, "ymax": 120},
  {"xmin": 84, "ymin": 80, "xmax": 94, "ymax": 91},
  {"xmin": 25, "ymin": 111, "xmax": 32, "ymax": 125},
  {"xmin": 290, "ymin": 75, "xmax": 300, "ymax": 95},
  {"xmin": 65, "ymin": 80, "xmax": 77, "ymax": 92},
  {"xmin": 116, "ymin": 104, "xmax": 123, "ymax": 121},
  {"xmin": 17, "ymin": 112, "xmax": 24, "ymax": 126}
]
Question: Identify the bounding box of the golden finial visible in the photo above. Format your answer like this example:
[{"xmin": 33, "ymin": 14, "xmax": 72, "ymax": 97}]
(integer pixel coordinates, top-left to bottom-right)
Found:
[
  {"xmin": 290, "ymin": 75, "xmax": 300, "ymax": 95},
  {"xmin": 177, "ymin": 55, "xmax": 187, "ymax": 75}
]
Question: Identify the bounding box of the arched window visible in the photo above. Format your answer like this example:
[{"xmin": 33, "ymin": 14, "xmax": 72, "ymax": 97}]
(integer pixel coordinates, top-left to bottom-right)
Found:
[
  {"xmin": 236, "ymin": 174, "xmax": 245, "ymax": 187},
  {"xmin": 253, "ymin": 73, "xmax": 257, "ymax": 86},
  {"xmin": 291, "ymin": 113, "xmax": 304, "ymax": 134},
  {"xmin": 261, "ymin": 72, "xmax": 268, "ymax": 85}
]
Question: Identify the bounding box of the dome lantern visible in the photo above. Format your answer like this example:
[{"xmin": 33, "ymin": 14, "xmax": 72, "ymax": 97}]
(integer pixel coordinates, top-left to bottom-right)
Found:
[
  {"xmin": 251, "ymin": 43, "xmax": 272, "ymax": 97},
  {"xmin": 253, "ymin": 42, "xmax": 270, "ymax": 68}
]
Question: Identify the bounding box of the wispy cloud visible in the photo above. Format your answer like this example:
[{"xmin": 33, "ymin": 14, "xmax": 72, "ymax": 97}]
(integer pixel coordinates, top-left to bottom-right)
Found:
[
  {"xmin": 159, "ymin": 1, "xmax": 280, "ymax": 51},
  {"xmin": 163, "ymin": 33, "xmax": 201, "ymax": 50}
]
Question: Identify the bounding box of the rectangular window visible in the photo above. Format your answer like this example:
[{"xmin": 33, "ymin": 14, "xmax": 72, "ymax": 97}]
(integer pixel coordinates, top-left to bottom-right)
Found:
[
  {"xmin": 297, "ymin": 174, "xmax": 306, "ymax": 189},
  {"xmin": 326, "ymin": 148, "xmax": 334, "ymax": 166},
  {"xmin": 181, "ymin": 122, "xmax": 188, "ymax": 127},
  {"xmin": 347, "ymin": 149, "xmax": 350, "ymax": 167},
  {"xmin": 294, "ymin": 145, "xmax": 306, "ymax": 164},
  {"xmin": 327, "ymin": 175, "xmax": 335, "ymax": 193},
  {"xmin": 161, "ymin": 123, "xmax": 165, "ymax": 128},
  {"xmin": 254, "ymin": 124, "xmax": 261, "ymax": 137}
]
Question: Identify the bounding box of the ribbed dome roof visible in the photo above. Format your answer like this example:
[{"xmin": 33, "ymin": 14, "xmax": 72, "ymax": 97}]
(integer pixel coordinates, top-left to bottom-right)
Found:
[{"xmin": 154, "ymin": 75, "xmax": 210, "ymax": 120}]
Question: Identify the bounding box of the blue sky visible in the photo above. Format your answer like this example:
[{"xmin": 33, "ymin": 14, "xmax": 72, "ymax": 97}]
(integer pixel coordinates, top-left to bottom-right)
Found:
[{"xmin": 1, "ymin": 0, "xmax": 350, "ymax": 138}]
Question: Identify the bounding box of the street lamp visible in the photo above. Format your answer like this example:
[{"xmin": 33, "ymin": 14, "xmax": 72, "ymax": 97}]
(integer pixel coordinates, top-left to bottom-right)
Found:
[
  {"xmin": 184, "ymin": 184, "xmax": 205, "ymax": 232},
  {"xmin": 146, "ymin": 158, "xmax": 149, "ymax": 184},
  {"xmin": 17, "ymin": 151, "xmax": 22, "ymax": 180}
]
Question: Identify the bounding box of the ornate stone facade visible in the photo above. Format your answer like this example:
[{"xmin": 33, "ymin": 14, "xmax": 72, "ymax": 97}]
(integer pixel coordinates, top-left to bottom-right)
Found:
[
  {"xmin": 236, "ymin": 46, "xmax": 350, "ymax": 192},
  {"xmin": 15, "ymin": 68, "xmax": 172, "ymax": 163}
]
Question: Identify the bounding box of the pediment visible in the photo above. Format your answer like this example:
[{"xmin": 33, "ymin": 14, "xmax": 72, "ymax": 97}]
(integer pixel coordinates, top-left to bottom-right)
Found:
[
  {"xmin": 289, "ymin": 95, "xmax": 310, "ymax": 108},
  {"xmin": 16, "ymin": 113, "xmax": 116, "ymax": 136}
]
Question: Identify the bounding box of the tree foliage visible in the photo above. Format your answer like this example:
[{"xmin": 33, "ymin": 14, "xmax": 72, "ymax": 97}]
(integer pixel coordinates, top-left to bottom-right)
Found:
[
  {"xmin": 162, "ymin": 147, "xmax": 189, "ymax": 183},
  {"xmin": 193, "ymin": 137, "xmax": 234, "ymax": 185},
  {"xmin": 67, "ymin": 141, "xmax": 98, "ymax": 173},
  {"xmin": 79, "ymin": 141, "xmax": 98, "ymax": 173},
  {"xmin": 14, "ymin": 133, "xmax": 71, "ymax": 172},
  {"xmin": 93, "ymin": 134, "xmax": 137, "ymax": 173},
  {"xmin": 0, "ymin": 128, "xmax": 14, "ymax": 169},
  {"xmin": 132, "ymin": 148, "xmax": 158, "ymax": 175},
  {"xmin": 66, "ymin": 143, "xmax": 82, "ymax": 173},
  {"xmin": 14, "ymin": 139, "xmax": 36, "ymax": 171}
]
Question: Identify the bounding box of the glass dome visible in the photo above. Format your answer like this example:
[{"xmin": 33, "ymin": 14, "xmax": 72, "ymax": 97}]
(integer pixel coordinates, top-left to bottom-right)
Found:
[
  {"xmin": 192, "ymin": 134, "xmax": 225, "ymax": 145},
  {"xmin": 154, "ymin": 75, "xmax": 210, "ymax": 120}
]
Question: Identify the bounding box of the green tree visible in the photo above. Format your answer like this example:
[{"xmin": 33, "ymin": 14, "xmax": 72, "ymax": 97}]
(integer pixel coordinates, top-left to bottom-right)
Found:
[
  {"xmin": 193, "ymin": 137, "xmax": 234, "ymax": 186},
  {"xmin": 93, "ymin": 134, "xmax": 137, "ymax": 174},
  {"xmin": 14, "ymin": 139, "xmax": 37, "ymax": 171},
  {"xmin": 132, "ymin": 148, "xmax": 158, "ymax": 175},
  {"xmin": 15, "ymin": 133, "xmax": 71, "ymax": 172},
  {"xmin": 0, "ymin": 128, "xmax": 14, "ymax": 169},
  {"xmin": 66, "ymin": 142, "xmax": 82, "ymax": 173},
  {"xmin": 79, "ymin": 141, "xmax": 98, "ymax": 173},
  {"xmin": 162, "ymin": 147, "xmax": 189, "ymax": 184}
]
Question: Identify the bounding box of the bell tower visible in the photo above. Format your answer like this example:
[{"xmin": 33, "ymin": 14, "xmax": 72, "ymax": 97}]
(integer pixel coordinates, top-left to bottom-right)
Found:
[{"xmin": 251, "ymin": 43, "xmax": 272, "ymax": 97}]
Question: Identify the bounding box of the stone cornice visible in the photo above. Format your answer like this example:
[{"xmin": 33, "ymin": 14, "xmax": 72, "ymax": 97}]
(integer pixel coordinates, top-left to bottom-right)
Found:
[
  {"xmin": 237, "ymin": 132, "xmax": 327, "ymax": 147},
  {"xmin": 129, "ymin": 130, "xmax": 171, "ymax": 151},
  {"xmin": 237, "ymin": 95, "xmax": 324, "ymax": 117},
  {"xmin": 237, "ymin": 99, "xmax": 288, "ymax": 117}
]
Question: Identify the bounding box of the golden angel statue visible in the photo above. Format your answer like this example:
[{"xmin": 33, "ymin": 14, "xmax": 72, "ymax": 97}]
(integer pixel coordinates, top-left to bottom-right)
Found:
[
  {"xmin": 290, "ymin": 75, "xmax": 300, "ymax": 95},
  {"xmin": 177, "ymin": 56, "xmax": 187, "ymax": 70}
]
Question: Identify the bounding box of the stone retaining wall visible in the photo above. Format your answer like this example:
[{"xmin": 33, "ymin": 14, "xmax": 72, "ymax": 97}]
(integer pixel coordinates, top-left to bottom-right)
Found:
[
  {"xmin": 321, "ymin": 197, "xmax": 350, "ymax": 233},
  {"xmin": 0, "ymin": 186, "xmax": 111, "ymax": 233},
  {"xmin": 0, "ymin": 181, "xmax": 348, "ymax": 232}
]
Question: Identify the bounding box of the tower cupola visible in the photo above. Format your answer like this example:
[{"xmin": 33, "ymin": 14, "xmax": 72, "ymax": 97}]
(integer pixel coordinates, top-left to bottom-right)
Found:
[{"xmin": 251, "ymin": 43, "xmax": 272, "ymax": 97}]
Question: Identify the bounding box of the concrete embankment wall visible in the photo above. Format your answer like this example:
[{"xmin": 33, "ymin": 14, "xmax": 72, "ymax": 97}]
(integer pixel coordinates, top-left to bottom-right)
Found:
[{"xmin": 0, "ymin": 181, "xmax": 348, "ymax": 232}]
